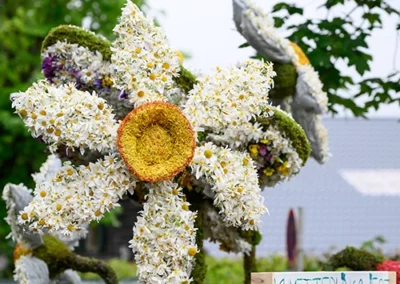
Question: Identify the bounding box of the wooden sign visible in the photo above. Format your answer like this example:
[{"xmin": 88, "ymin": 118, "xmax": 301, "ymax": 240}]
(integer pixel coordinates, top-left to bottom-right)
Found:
[{"xmin": 251, "ymin": 272, "xmax": 396, "ymax": 284}]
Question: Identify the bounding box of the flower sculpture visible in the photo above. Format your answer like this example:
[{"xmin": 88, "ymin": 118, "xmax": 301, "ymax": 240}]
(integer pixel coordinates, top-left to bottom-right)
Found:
[
  {"xmin": 3, "ymin": 156, "xmax": 117, "ymax": 284},
  {"xmin": 10, "ymin": 1, "xmax": 312, "ymax": 283},
  {"xmin": 233, "ymin": 0, "xmax": 330, "ymax": 163}
]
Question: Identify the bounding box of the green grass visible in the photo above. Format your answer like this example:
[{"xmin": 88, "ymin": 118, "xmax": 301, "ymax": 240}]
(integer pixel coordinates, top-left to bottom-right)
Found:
[{"xmin": 79, "ymin": 254, "xmax": 321, "ymax": 283}]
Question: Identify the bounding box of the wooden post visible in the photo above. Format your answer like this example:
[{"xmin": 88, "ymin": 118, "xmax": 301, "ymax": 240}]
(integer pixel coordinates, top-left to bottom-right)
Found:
[{"xmin": 296, "ymin": 207, "xmax": 304, "ymax": 271}]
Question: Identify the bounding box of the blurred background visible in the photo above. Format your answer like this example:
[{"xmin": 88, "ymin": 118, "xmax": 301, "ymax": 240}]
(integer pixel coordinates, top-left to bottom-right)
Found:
[{"xmin": 0, "ymin": 0, "xmax": 399, "ymax": 282}]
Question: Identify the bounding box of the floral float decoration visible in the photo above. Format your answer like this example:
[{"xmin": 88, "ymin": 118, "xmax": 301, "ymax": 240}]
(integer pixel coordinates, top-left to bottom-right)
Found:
[
  {"xmin": 8, "ymin": 1, "xmax": 316, "ymax": 283},
  {"xmin": 233, "ymin": 0, "xmax": 330, "ymax": 164},
  {"xmin": 324, "ymin": 247, "xmax": 400, "ymax": 284},
  {"xmin": 3, "ymin": 156, "xmax": 117, "ymax": 284}
]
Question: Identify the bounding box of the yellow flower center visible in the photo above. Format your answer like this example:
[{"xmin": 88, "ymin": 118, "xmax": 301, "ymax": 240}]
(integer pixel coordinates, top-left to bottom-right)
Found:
[
  {"xmin": 21, "ymin": 213, "xmax": 28, "ymax": 220},
  {"xmin": 117, "ymin": 102, "xmax": 195, "ymax": 182},
  {"xmin": 204, "ymin": 150, "xmax": 213, "ymax": 158},
  {"xmin": 188, "ymin": 247, "xmax": 197, "ymax": 256},
  {"xmin": 19, "ymin": 109, "xmax": 27, "ymax": 117}
]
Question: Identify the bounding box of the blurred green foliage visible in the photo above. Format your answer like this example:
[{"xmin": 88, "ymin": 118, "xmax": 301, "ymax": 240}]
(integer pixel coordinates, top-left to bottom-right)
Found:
[
  {"xmin": 270, "ymin": 0, "xmax": 400, "ymax": 117},
  {"xmin": 79, "ymin": 254, "xmax": 321, "ymax": 283},
  {"xmin": 0, "ymin": 0, "xmax": 146, "ymax": 277}
]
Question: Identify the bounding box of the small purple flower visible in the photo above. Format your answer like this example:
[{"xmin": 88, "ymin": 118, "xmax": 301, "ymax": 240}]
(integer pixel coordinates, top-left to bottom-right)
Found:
[
  {"xmin": 41, "ymin": 56, "xmax": 55, "ymax": 81},
  {"xmin": 119, "ymin": 90, "xmax": 128, "ymax": 100},
  {"xmin": 259, "ymin": 144, "xmax": 267, "ymax": 156},
  {"xmin": 94, "ymin": 79, "xmax": 103, "ymax": 89},
  {"xmin": 265, "ymin": 153, "xmax": 273, "ymax": 162}
]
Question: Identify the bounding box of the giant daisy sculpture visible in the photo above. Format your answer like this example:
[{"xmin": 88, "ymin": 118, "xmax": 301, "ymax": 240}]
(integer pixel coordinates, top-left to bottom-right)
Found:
[
  {"xmin": 233, "ymin": 0, "xmax": 330, "ymax": 164},
  {"xmin": 10, "ymin": 1, "xmax": 311, "ymax": 283}
]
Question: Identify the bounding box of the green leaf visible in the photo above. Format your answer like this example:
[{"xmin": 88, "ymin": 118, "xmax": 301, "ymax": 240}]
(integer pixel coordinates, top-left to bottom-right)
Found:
[
  {"xmin": 272, "ymin": 3, "xmax": 303, "ymax": 15},
  {"xmin": 238, "ymin": 42, "xmax": 250, "ymax": 48}
]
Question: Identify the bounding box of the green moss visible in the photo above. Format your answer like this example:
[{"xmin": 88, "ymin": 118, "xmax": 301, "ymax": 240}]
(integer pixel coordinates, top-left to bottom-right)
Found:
[
  {"xmin": 42, "ymin": 25, "xmax": 112, "ymax": 60},
  {"xmin": 258, "ymin": 108, "xmax": 311, "ymax": 165},
  {"xmin": 323, "ymin": 247, "xmax": 382, "ymax": 271},
  {"xmin": 32, "ymin": 235, "xmax": 72, "ymax": 278},
  {"xmin": 269, "ymin": 63, "xmax": 297, "ymax": 100},
  {"xmin": 174, "ymin": 65, "xmax": 198, "ymax": 94},
  {"xmin": 188, "ymin": 198, "xmax": 207, "ymax": 284},
  {"xmin": 238, "ymin": 230, "xmax": 262, "ymax": 246}
]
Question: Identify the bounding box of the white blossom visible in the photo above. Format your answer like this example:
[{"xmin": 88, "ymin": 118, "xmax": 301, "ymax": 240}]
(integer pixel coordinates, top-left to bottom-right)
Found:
[
  {"xmin": 19, "ymin": 153, "xmax": 136, "ymax": 238},
  {"xmin": 130, "ymin": 181, "xmax": 197, "ymax": 284},
  {"xmin": 11, "ymin": 81, "xmax": 118, "ymax": 154},
  {"xmin": 111, "ymin": 0, "xmax": 181, "ymax": 107},
  {"xmin": 183, "ymin": 60, "xmax": 275, "ymax": 148},
  {"xmin": 191, "ymin": 143, "xmax": 267, "ymax": 230}
]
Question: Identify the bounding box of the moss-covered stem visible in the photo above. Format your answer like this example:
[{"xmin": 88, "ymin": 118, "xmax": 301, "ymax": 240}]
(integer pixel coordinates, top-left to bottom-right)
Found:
[
  {"xmin": 244, "ymin": 245, "xmax": 257, "ymax": 284},
  {"xmin": 190, "ymin": 200, "xmax": 207, "ymax": 284},
  {"xmin": 32, "ymin": 235, "xmax": 117, "ymax": 283},
  {"xmin": 67, "ymin": 254, "xmax": 118, "ymax": 284}
]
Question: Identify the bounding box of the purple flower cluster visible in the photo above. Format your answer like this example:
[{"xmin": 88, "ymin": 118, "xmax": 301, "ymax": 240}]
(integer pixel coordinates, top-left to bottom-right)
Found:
[{"xmin": 41, "ymin": 55, "xmax": 119, "ymax": 97}]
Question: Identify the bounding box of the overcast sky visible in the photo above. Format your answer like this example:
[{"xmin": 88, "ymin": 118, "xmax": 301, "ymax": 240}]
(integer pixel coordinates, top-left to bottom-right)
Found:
[{"xmin": 147, "ymin": 0, "xmax": 400, "ymax": 118}]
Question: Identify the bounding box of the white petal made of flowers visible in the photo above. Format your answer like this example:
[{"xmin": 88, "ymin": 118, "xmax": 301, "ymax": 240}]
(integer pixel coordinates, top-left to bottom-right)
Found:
[
  {"xmin": 129, "ymin": 181, "xmax": 197, "ymax": 284},
  {"xmin": 238, "ymin": 6, "xmax": 297, "ymax": 63},
  {"xmin": 14, "ymin": 256, "xmax": 51, "ymax": 284},
  {"xmin": 291, "ymin": 107, "xmax": 329, "ymax": 164},
  {"xmin": 2, "ymin": 183, "xmax": 43, "ymax": 248},
  {"xmin": 11, "ymin": 80, "xmax": 118, "ymax": 154},
  {"xmin": 233, "ymin": 0, "xmax": 273, "ymax": 34},
  {"xmin": 111, "ymin": 0, "xmax": 180, "ymax": 107},
  {"xmin": 295, "ymin": 64, "xmax": 329, "ymax": 113},
  {"xmin": 183, "ymin": 60, "xmax": 275, "ymax": 148},
  {"xmin": 52, "ymin": 269, "xmax": 82, "ymax": 284},
  {"xmin": 32, "ymin": 154, "xmax": 62, "ymax": 185},
  {"xmin": 19, "ymin": 153, "xmax": 137, "ymax": 238},
  {"xmin": 191, "ymin": 143, "xmax": 267, "ymax": 230},
  {"xmin": 203, "ymin": 202, "xmax": 252, "ymax": 254}
]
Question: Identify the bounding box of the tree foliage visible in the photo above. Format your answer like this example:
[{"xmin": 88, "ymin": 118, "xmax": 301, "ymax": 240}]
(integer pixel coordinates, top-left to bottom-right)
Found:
[
  {"xmin": 0, "ymin": 0, "xmax": 146, "ymax": 276},
  {"xmin": 271, "ymin": 0, "xmax": 400, "ymax": 116}
]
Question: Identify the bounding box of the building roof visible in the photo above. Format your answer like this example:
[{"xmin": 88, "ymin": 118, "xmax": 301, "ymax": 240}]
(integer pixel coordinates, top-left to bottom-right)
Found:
[{"xmin": 205, "ymin": 118, "xmax": 400, "ymax": 256}]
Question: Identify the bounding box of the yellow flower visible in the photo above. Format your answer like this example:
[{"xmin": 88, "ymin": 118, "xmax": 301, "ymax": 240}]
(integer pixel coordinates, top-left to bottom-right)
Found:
[
  {"xmin": 277, "ymin": 161, "xmax": 291, "ymax": 176},
  {"xmin": 118, "ymin": 102, "xmax": 196, "ymax": 182},
  {"xmin": 263, "ymin": 168, "xmax": 275, "ymax": 177},
  {"xmin": 290, "ymin": 42, "xmax": 310, "ymax": 66},
  {"xmin": 260, "ymin": 139, "xmax": 269, "ymax": 144},
  {"xmin": 249, "ymin": 144, "xmax": 259, "ymax": 158}
]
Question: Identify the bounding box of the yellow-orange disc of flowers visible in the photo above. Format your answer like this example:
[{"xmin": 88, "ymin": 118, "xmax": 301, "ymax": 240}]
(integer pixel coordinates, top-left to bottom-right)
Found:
[
  {"xmin": 117, "ymin": 102, "xmax": 196, "ymax": 182},
  {"xmin": 13, "ymin": 243, "xmax": 32, "ymax": 262},
  {"xmin": 290, "ymin": 42, "xmax": 310, "ymax": 66}
]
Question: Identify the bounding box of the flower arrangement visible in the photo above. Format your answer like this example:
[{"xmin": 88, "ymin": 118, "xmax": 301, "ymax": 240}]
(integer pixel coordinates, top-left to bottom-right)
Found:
[
  {"xmin": 4, "ymin": 1, "xmax": 325, "ymax": 283},
  {"xmin": 233, "ymin": 0, "xmax": 330, "ymax": 164}
]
